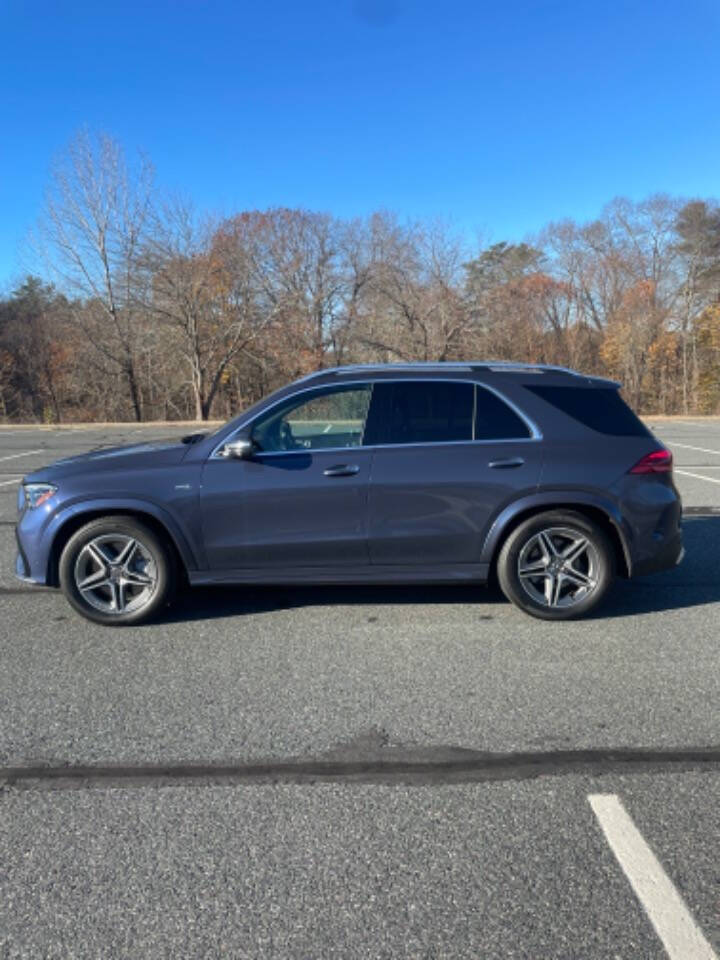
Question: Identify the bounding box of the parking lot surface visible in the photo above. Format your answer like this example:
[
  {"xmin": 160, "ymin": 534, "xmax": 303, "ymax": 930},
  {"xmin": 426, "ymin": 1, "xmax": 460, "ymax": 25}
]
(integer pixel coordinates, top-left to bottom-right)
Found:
[{"xmin": 1, "ymin": 419, "xmax": 720, "ymax": 958}]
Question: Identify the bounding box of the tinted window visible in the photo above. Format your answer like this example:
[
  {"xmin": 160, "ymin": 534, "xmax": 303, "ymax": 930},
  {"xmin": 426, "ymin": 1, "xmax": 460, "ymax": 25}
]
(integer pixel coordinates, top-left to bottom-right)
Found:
[
  {"xmin": 525, "ymin": 386, "xmax": 650, "ymax": 437},
  {"xmin": 372, "ymin": 381, "xmax": 474, "ymax": 445},
  {"xmin": 475, "ymin": 386, "xmax": 531, "ymax": 440},
  {"xmin": 252, "ymin": 385, "xmax": 372, "ymax": 451}
]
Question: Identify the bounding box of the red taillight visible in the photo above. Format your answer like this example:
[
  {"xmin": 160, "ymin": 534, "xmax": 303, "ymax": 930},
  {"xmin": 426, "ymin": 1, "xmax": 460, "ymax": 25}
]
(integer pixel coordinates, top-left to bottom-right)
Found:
[{"xmin": 629, "ymin": 449, "xmax": 673, "ymax": 474}]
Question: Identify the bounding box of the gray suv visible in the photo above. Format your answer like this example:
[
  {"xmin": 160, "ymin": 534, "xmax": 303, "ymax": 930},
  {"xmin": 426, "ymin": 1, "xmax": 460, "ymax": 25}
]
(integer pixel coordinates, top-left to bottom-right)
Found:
[{"xmin": 15, "ymin": 362, "xmax": 683, "ymax": 625}]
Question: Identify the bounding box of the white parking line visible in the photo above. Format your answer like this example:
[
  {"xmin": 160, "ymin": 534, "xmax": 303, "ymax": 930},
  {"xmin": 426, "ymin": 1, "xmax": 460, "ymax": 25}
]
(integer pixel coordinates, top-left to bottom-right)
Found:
[
  {"xmin": 0, "ymin": 449, "xmax": 42, "ymax": 462},
  {"xmin": 667, "ymin": 442, "xmax": 720, "ymax": 456},
  {"xmin": 589, "ymin": 794, "xmax": 717, "ymax": 960},
  {"xmin": 675, "ymin": 469, "xmax": 720, "ymax": 486},
  {"xmin": 0, "ymin": 477, "xmax": 21, "ymax": 487}
]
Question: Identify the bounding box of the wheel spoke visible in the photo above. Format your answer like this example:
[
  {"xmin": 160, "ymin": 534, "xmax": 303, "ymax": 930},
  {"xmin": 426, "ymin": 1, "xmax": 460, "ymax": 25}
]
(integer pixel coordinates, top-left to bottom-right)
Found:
[
  {"xmin": 544, "ymin": 573, "xmax": 561, "ymax": 606},
  {"xmin": 79, "ymin": 576, "xmax": 111, "ymax": 595},
  {"xmin": 78, "ymin": 567, "xmax": 110, "ymax": 591},
  {"xmin": 538, "ymin": 531, "xmax": 558, "ymax": 560},
  {"xmin": 563, "ymin": 567, "xmax": 595, "ymax": 590},
  {"xmin": 519, "ymin": 560, "xmax": 548, "ymax": 578},
  {"xmin": 109, "ymin": 580, "xmax": 124, "ymax": 612},
  {"xmin": 122, "ymin": 569, "xmax": 153, "ymax": 587},
  {"xmin": 116, "ymin": 538, "xmax": 137, "ymax": 567},
  {"xmin": 562, "ymin": 537, "xmax": 588, "ymax": 565},
  {"xmin": 86, "ymin": 542, "xmax": 111, "ymax": 570}
]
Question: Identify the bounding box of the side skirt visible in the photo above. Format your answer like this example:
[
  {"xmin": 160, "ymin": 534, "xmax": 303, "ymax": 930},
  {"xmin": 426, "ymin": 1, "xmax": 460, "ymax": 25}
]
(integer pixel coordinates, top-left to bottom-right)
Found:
[{"xmin": 189, "ymin": 563, "xmax": 490, "ymax": 587}]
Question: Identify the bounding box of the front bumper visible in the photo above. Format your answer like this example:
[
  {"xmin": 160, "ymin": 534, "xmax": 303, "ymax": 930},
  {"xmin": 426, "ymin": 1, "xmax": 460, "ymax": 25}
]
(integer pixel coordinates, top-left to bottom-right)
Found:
[
  {"xmin": 14, "ymin": 526, "xmax": 32, "ymax": 580},
  {"xmin": 14, "ymin": 515, "xmax": 52, "ymax": 586}
]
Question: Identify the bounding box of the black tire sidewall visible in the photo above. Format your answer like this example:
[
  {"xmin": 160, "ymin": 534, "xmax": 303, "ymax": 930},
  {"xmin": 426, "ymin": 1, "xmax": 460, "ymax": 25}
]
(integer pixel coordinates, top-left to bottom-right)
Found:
[
  {"xmin": 497, "ymin": 511, "xmax": 615, "ymax": 620},
  {"xmin": 59, "ymin": 517, "xmax": 175, "ymax": 626}
]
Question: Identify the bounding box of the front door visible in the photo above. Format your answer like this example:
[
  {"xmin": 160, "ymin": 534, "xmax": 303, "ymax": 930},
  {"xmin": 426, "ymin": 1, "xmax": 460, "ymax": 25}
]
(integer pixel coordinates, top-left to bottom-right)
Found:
[{"xmin": 201, "ymin": 383, "xmax": 375, "ymax": 569}]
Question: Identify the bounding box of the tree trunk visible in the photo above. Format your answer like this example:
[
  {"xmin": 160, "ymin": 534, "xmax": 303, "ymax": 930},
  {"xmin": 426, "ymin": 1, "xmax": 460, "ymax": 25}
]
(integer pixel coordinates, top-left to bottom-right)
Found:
[{"xmin": 126, "ymin": 362, "xmax": 143, "ymax": 422}]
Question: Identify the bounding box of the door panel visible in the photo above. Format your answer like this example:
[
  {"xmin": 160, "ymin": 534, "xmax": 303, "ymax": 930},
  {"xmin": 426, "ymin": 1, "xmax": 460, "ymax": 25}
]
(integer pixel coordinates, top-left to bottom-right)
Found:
[
  {"xmin": 200, "ymin": 382, "xmax": 375, "ymax": 570},
  {"xmin": 367, "ymin": 442, "xmax": 543, "ymax": 564},
  {"xmin": 201, "ymin": 450, "xmax": 373, "ymax": 569}
]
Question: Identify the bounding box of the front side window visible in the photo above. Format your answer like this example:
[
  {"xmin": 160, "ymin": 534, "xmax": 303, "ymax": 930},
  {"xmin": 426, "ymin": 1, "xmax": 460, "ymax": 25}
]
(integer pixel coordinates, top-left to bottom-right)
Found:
[{"xmin": 251, "ymin": 384, "xmax": 372, "ymax": 452}]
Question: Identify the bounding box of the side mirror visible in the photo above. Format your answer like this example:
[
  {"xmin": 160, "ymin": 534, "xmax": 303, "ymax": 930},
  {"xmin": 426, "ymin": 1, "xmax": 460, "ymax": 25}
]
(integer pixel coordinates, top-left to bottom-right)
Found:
[{"xmin": 219, "ymin": 438, "xmax": 255, "ymax": 460}]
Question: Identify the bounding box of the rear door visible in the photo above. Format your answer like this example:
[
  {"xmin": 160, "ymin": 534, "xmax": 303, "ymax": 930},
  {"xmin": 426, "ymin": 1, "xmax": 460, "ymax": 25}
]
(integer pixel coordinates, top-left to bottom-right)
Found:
[{"xmin": 366, "ymin": 379, "xmax": 543, "ymax": 565}]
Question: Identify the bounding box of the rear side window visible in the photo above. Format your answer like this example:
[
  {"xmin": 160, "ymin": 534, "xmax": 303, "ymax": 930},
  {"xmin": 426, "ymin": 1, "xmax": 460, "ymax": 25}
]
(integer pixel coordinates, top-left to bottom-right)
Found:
[
  {"xmin": 371, "ymin": 381, "xmax": 474, "ymax": 444},
  {"xmin": 525, "ymin": 386, "xmax": 650, "ymax": 437},
  {"xmin": 367, "ymin": 381, "xmax": 532, "ymax": 445}
]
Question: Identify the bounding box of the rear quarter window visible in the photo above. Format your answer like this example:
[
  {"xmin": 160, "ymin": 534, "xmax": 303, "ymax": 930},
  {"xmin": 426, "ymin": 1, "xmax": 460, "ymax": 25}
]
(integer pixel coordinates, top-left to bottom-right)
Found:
[
  {"xmin": 475, "ymin": 386, "xmax": 531, "ymax": 440},
  {"xmin": 525, "ymin": 385, "xmax": 650, "ymax": 437}
]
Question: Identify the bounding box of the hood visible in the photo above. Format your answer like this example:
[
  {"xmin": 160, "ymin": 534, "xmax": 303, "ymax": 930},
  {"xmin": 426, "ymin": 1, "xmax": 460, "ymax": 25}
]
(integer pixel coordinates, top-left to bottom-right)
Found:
[{"xmin": 23, "ymin": 440, "xmax": 190, "ymax": 483}]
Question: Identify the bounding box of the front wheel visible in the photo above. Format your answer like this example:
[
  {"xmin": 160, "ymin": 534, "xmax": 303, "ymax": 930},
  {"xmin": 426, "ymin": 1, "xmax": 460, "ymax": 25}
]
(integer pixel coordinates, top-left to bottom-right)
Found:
[
  {"xmin": 59, "ymin": 517, "xmax": 176, "ymax": 626},
  {"xmin": 496, "ymin": 511, "xmax": 615, "ymax": 620}
]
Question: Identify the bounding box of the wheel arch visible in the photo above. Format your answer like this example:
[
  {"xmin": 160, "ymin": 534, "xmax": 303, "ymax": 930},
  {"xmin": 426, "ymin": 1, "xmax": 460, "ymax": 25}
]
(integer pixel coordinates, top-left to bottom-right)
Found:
[
  {"xmin": 46, "ymin": 503, "xmax": 197, "ymax": 587},
  {"xmin": 483, "ymin": 496, "xmax": 632, "ymax": 580}
]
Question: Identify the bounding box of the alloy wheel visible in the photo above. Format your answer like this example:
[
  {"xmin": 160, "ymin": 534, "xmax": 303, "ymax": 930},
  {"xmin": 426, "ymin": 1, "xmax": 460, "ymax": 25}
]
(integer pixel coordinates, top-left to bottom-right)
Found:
[
  {"xmin": 516, "ymin": 526, "xmax": 599, "ymax": 609},
  {"xmin": 73, "ymin": 534, "xmax": 157, "ymax": 615}
]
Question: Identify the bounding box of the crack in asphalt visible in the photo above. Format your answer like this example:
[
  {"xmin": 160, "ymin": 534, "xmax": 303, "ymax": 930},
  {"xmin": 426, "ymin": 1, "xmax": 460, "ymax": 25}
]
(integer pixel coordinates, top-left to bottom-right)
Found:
[{"xmin": 3, "ymin": 746, "xmax": 720, "ymax": 791}]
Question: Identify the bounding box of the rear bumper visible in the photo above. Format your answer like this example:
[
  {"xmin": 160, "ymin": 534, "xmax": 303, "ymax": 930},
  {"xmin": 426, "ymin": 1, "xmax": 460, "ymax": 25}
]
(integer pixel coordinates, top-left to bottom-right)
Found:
[{"xmin": 631, "ymin": 530, "xmax": 684, "ymax": 577}]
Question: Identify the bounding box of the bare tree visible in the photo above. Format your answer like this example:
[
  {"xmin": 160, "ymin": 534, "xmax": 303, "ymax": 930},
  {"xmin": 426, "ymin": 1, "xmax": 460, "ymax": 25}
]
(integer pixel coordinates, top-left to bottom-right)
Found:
[
  {"xmin": 146, "ymin": 202, "xmax": 289, "ymax": 420},
  {"xmin": 354, "ymin": 213, "xmax": 470, "ymax": 362},
  {"xmin": 39, "ymin": 129, "xmax": 155, "ymax": 420},
  {"xmin": 673, "ymin": 200, "xmax": 720, "ymax": 411}
]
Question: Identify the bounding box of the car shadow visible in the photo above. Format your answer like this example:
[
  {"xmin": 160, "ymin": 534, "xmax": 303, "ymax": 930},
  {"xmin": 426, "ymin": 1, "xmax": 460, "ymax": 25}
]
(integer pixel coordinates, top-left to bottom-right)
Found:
[
  {"xmin": 594, "ymin": 514, "xmax": 720, "ymax": 619},
  {"xmin": 162, "ymin": 516, "xmax": 720, "ymax": 624}
]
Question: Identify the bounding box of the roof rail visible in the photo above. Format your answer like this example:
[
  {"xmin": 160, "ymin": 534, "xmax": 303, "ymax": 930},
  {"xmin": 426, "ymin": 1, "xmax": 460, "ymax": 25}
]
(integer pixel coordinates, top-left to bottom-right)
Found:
[
  {"xmin": 328, "ymin": 362, "xmax": 475, "ymax": 373},
  {"xmin": 291, "ymin": 361, "xmax": 613, "ymax": 382}
]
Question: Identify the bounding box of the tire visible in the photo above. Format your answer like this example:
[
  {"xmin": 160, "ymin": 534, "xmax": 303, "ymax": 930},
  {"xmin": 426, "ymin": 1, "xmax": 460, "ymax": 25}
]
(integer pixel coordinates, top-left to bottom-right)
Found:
[
  {"xmin": 59, "ymin": 516, "xmax": 176, "ymax": 626},
  {"xmin": 496, "ymin": 510, "xmax": 615, "ymax": 621}
]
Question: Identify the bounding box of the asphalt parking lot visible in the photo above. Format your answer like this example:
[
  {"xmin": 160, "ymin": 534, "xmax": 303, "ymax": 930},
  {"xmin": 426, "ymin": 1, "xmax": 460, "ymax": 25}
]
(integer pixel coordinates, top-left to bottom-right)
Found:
[{"xmin": 1, "ymin": 419, "xmax": 720, "ymax": 958}]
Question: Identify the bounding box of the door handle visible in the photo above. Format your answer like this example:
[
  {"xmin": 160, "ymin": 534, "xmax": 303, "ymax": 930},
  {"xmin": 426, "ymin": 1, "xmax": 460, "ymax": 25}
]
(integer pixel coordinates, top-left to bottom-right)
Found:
[
  {"xmin": 323, "ymin": 464, "xmax": 360, "ymax": 477},
  {"xmin": 488, "ymin": 457, "xmax": 525, "ymax": 469}
]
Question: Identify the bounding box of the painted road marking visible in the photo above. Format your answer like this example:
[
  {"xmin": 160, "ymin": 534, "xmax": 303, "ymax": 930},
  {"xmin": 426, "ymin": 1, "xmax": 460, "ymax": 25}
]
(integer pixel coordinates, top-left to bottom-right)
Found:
[
  {"xmin": 667, "ymin": 442, "xmax": 720, "ymax": 457},
  {"xmin": 0, "ymin": 449, "xmax": 42, "ymax": 462},
  {"xmin": 675, "ymin": 469, "xmax": 720, "ymax": 486},
  {"xmin": 589, "ymin": 794, "xmax": 717, "ymax": 960},
  {"xmin": 0, "ymin": 477, "xmax": 21, "ymax": 487}
]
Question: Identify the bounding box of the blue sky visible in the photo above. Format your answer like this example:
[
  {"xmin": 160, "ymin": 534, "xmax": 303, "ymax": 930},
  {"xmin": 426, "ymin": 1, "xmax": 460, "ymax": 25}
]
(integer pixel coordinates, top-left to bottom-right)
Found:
[{"xmin": 2, "ymin": 0, "xmax": 719, "ymax": 288}]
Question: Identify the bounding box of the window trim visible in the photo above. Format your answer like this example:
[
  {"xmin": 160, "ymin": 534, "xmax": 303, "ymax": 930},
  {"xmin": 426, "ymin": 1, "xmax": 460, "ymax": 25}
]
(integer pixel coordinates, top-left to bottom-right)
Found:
[{"xmin": 210, "ymin": 378, "xmax": 542, "ymax": 459}]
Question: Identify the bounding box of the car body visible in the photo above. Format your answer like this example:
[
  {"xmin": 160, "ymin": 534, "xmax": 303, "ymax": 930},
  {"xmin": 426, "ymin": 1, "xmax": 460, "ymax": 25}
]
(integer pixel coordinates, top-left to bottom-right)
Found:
[{"xmin": 15, "ymin": 362, "xmax": 684, "ymax": 623}]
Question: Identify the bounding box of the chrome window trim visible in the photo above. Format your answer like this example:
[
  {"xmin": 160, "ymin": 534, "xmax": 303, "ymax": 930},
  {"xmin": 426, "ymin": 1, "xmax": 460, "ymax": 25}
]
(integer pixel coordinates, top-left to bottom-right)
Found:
[{"xmin": 210, "ymin": 377, "xmax": 542, "ymax": 459}]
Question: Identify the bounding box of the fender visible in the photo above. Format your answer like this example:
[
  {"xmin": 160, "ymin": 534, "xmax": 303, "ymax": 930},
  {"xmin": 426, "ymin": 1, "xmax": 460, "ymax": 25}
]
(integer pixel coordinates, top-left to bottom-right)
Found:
[
  {"xmin": 41, "ymin": 496, "xmax": 204, "ymax": 580},
  {"xmin": 480, "ymin": 490, "xmax": 634, "ymax": 574}
]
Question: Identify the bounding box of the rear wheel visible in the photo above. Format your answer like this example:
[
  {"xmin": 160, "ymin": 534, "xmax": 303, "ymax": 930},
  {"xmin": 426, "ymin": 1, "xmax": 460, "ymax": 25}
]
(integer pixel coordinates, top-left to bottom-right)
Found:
[
  {"xmin": 496, "ymin": 510, "xmax": 615, "ymax": 620},
  {"xmin": 59, "ymin": 517, "xmax": 176, "ymax": 625}
]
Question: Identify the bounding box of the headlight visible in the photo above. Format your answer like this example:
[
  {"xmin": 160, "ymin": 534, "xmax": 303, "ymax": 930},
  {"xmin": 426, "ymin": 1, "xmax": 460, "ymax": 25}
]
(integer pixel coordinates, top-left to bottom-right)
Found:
[{"xmin": 22, "ymin": 483, "xmax": 57, "ymax": 509}]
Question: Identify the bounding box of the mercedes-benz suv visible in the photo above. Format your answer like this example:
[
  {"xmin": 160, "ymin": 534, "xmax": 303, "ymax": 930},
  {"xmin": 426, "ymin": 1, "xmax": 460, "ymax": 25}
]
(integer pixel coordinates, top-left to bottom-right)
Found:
[{"xmin": 15, "ymin": 362, "xmax": 683, "ymax": 625}]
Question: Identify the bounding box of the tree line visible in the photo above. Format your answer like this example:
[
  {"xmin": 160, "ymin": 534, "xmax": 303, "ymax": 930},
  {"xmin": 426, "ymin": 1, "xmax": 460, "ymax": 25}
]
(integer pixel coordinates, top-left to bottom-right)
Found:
[{"xmin": 2, "ymin": 130, "xmax": 720, "ymax": 423}]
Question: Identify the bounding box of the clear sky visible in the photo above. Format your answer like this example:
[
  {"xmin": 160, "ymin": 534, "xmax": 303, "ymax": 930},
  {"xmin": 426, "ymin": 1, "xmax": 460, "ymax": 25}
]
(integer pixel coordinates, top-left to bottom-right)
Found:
[{"xmin": 2, "ymin": 0, "xmax": 719, "ymax": 288}]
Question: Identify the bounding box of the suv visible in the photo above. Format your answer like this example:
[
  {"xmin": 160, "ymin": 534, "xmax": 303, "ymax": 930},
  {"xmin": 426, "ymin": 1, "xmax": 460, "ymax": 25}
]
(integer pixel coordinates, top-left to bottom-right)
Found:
[{"xmin": 15, "ymin": 363, "xmax": 683, "ymax": 625}]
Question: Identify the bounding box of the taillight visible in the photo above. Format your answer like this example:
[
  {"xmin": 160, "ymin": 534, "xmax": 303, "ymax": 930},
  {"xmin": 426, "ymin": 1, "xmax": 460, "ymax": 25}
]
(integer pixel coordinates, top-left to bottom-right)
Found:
[{"xmin": 629, "ymin": 449, "xmax": 673, "ymax": 474}]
